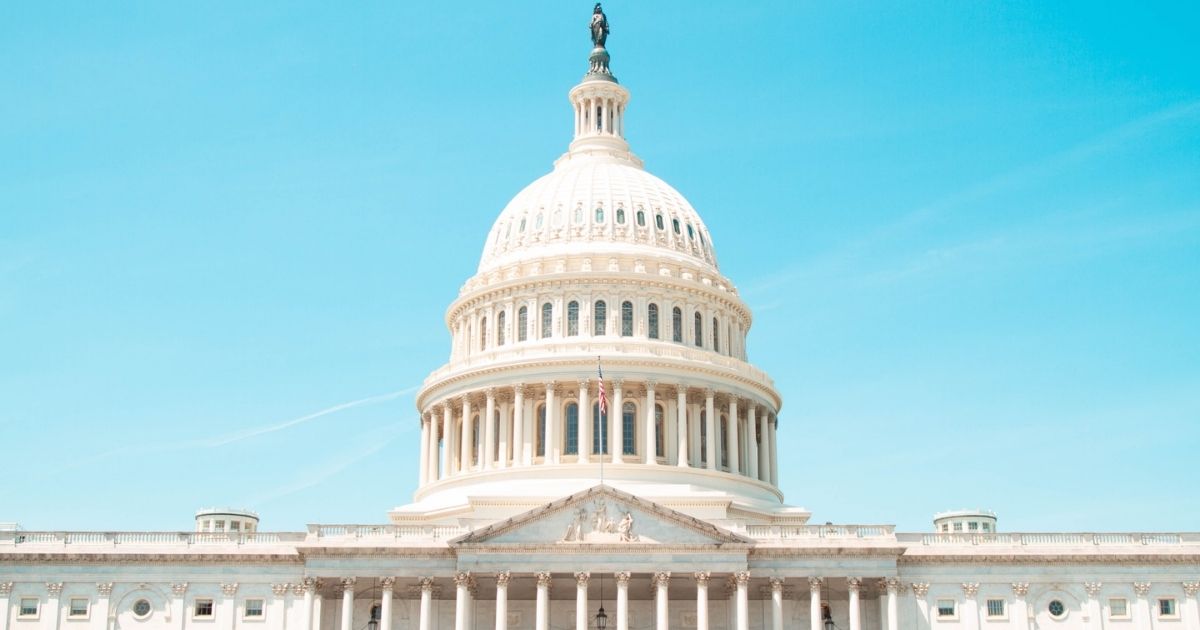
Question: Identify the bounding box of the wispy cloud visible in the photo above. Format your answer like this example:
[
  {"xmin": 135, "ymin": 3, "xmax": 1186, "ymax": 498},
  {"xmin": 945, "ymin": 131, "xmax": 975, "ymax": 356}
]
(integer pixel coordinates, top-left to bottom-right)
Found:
[{"xmin": 72, "ymin": 385, "xmax": 419, "ymax": 467}]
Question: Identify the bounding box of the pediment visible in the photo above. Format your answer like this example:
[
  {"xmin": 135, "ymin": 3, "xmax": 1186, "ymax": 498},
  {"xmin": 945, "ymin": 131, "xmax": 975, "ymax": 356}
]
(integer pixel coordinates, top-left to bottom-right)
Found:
[{"xmin": 450, "ymin": 485, "xmax": 751, "ymax": 547}]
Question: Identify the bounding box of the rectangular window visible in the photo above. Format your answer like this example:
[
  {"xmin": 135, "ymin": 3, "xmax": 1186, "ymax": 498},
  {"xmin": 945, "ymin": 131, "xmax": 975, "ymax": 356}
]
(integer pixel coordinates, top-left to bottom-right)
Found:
[
  {"xmin": 1109, "ymin": 598, "xmax": 1129, "ymax": 619},
  {"xmin": 986, "ymin": 599, "xmax": 1005, "ymax": 618},
  {"xmin": 214, "ymin": 520, "xmax": 225, "ymax": 532},
  {"xmin": 230, "ymin": 521, "xmax": 240, "ymax": 531},
  {"xmin": 941, "ymin": 523, "xmax": 949, "ymax": 532},
  {"xmin": 968, "ymin": 521, "xmax": 979, "ymax": 531},
  {"xmin": 953, "ymin": 522, "xmax": 963, "ymax": 532},
  {"xmin": 937, "ymin": 600, "xmax": 956, "ymax": 618},
  {"xmin": 1158, "ymin": 599, "xmax": 1177, "ymax": 617},
  {"xmin": 195, "ymin": 599, "xmax": 214, "ymax": 617},
  {"xmin": 982, "ymin": 523, "xmax": 991, "ymax": 532},
  {"xmin": 69, "ymin": 598, "xmax": 89, "ymax": 617},
  {"xmin": 245, "ymin": 599, "xmax": 265, "ymax": 618},
  {"xmin": 19, "ymin": 598, "xmax": 39, "ymax": 617}
]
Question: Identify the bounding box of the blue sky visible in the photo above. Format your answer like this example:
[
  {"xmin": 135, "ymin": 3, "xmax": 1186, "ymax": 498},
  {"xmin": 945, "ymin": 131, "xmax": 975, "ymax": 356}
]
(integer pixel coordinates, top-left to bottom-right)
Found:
[{"xmin": 2, "ymin": 1, "xmax": 1197, "ymax": 532}]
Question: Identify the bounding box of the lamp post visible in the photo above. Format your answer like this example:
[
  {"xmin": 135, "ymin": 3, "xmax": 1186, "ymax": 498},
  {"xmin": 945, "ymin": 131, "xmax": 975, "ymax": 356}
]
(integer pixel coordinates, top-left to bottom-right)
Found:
[{"xmin": 595, "ymin": 573, "xmax": 608, "ymax": 630}]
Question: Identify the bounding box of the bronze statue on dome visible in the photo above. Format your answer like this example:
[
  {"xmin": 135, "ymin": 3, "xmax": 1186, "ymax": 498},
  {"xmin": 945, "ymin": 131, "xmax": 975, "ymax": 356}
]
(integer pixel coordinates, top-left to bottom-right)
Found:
[{"xmin": 590, "ymin": 3, "xmax": 609, "ymax": 48}]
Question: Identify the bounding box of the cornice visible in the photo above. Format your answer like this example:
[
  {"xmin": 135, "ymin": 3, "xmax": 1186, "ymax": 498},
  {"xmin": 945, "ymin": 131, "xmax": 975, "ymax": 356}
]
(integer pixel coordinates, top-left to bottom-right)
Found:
[
  {"xmin": 898, "ymin": 553, "xmax": 1200, "ymax": 565},
  {"xmin": 0, "ymin": 553, "xmax": 304, "ymax": 564}
]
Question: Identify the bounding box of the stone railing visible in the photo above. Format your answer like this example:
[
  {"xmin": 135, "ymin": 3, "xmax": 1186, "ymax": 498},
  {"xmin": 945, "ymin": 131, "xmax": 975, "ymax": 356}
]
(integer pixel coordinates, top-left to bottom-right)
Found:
[
  {"xmin": 0, "ymin": 531, "xmax": 306, "ymax": 547},
  {"xmin": 307, "ymin": 524, "xmax": 471, "ymax": 541},
  {"xmin": 743, "ymin": 524, "xmax": 896, "ymax": 540},
  {"xmin": 900, "ymin": 532, "xmax": 1194, "ymax": 546}
]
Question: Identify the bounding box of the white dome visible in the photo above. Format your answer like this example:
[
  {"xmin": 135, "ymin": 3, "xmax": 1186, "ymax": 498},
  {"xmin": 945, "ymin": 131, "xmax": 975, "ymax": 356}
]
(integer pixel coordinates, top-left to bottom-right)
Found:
[{"xmin": 478, "ymin": 157, "xmax": 720, "ymax": 274}]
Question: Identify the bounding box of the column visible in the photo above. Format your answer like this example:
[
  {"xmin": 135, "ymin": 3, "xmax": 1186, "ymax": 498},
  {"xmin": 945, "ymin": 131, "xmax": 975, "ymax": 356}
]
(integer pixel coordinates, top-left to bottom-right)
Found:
[
  {"xmin": 758, "ymin": 411, "xmax": 770, "ymax": 482},
  {"xmin": 727, "ymin": 398, "xmax": 740, "ymax": 473},
  {"xmin": 339, "ymin": 579, "xmax": 355, "ymax": 630},
  {"xmin": 313, "ymin": 592, "xmax": 324, "ymax": 630},
  {"xmin": 961, "ymin": 583, "xmax": 980, "ymax": 630},
  {"xmin": 95, "ymin": 584, "xmax": 114, "ymax": 630},
  {"xmin": 616, "ymin": 572, "xmax": 631, "ymax": 630},
  {"xmin": 168, "ymin": 582, "xmax": 187, "ymax": 630},
  {"xmin": 575, "ymin": 573, "xmax": 590, "ymax": 630},
  {"xmin": 419, "ymin": 578, "xmax": 434, "ymax": 630},
  {"xmin": 769, "ymin": 416, "xmax": 779, "ymax": 485},
  {"xmin": 272, "ymin": 583, "xmax": 290, "ymax": 630},
  {"xmin": 912, "ymin": 584, "xmax": 931, "ymax": 630},
  {"xmin": 484, "ymin": 390, "xmax": 497, "ymax": 470},
  {"xmin": 849, "ymin": 578, "xmax": 863, "ymax": 630},
  {"xmin": 428, "ymin": 413, "xmax": 440, "ymax": 482},
  {"xmin": 298, "ymin": 579, "xmax": 315, "ymax": 630},
  {"xmin": 536, "ymin": 573, "xmax": 551, "ymax": 630},
  {"xmin": 221, "ymin": 583, "xmax": 238, "ymax": 630},
  {"xmin": 545, "ymin": 383, "xmax": 559, "ymax": 463},
  {"xmin": 495, "ymin": 573, "xmax": 510, "ymax": 630},
  {"xmin": 460, "ymin": 397, "xmax": 473, "ymax": 473},
  {"xmin": 676, "ymin": 385, "xmax": 689, "ymax": 467},
  {"xmin": 770, "ymin": 579, "xmax": 784, "ymax": 630},
  {"xmin": 46, "ymin": 582, "xmax": 62, "ymax": 630},
  {"xmin": 1009, "ymin": 584, "xmax": 1029, "ymax": 630},
  {"xmin": 455, "ymin": 573, "xmax": 471, "ymax": 630},
  {"xmin": 654, "ymin": 572, "xmax": 671, "ymax": 630},
  {"xmin": 694, "ymin": 573, "xmax": 710, "ymax": 630},
  {"xmin": 1181, "ymin": 583, "xmax": 1200, "ymax": 630},
  {"xmin": 887, "ymin": 579, "xmax": 901, "ymax": 630},
  {"xmin": 810, "ymin": 578, "xmax": 824, "ymax": 630},
  {"xmin": 735, "ymin": 572, "xmax": 750, "ymax": 630},
  {"xmin": 419, "ymin": 415, "xmax": 430, "ymax": 485},
  {"xmin": 467, "ymin": 579, "xmax": 477, "ymax": 630},
  {"xmin": 747, "ymin": 404, "xmax": 758, "ymax": 480},
  {"xmin": 704, "ymin": 390, "xmax": 716, "ymax": 470},
  {"xmin": 498, "ymin": 399, "xmax": 510, "ymax": 469},
  {"xmin": 1134, "ymin": 583, "xmax": 1153, "ymax": 630},
  {"xmin": 644, "ymin": 382, "xmax": 658, "ymax": 464},
  {"xmin": 376, "ymin": 578, "xmax": 394, "ymax": 630},
  {"xmin": 578, "ymin": 381, "xmax": 591, "ymax": 463},
  {"xmin": 442, "ymin": 405, "xmax": 453, "ymax": 479},
  {"xmin": 513, "ymin": 386, "xmax": 527, "ymax": 466},
  {"xmin": 612, "ymin": 381, "xmax": 624, "ymax": 464}
]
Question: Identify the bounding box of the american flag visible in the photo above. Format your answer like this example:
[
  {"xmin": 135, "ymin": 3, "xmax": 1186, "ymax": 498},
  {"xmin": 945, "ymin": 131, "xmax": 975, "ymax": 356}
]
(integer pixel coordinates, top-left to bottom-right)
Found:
[{"xmin": 597, "ymin": 357, "xmax": 608, "ymax": 416}]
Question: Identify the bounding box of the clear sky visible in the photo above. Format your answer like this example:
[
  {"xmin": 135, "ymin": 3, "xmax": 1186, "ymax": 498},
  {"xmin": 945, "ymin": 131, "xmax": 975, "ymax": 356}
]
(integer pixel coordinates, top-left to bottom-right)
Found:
[{"xmin": 2, "ymin": 1, "xmax": 1198, "ymax": 533}]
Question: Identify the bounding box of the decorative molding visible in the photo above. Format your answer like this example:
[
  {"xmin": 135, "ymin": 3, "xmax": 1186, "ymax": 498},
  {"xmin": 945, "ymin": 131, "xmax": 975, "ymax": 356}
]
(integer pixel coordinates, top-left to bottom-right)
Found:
[
  {"xmin": 272, "ymin": 583, "xmax": 291, "ymax": 596},
  {"xmin": 380, "ymin": 577, "xmax": 396, "ymax": 590},
  {"xmin": 1133, "ymin": 582, "xmax": 1152, "ymax": 596},
  {"xmin": 847, "ymin": 577, "xmax": 862, "ymax": 593},
  {"xmin": 1012, "ymin": 583, "xmax": 1029, "ymax": 597},
  {"xmin": 1182, "ymin": 582, "xmax": 1200, "ymax": 596},
  {"xmin": 615, "ymin": 572, "xmax": 632, "ymax": 586},
  {"xmin": 221, "ymin": 583, "xmax": 239, "ymax": 597},
  {"xmin": 420, "ymin": 577, "xmax": 437, "ymax": 593},
  {"xmin": 0, "ymin": 582, "xmax": 13, "ymax": 596},
  {"xmin": 809, "ymin": 577, "xmax": 824, "ymax": 593},
  {"xmin": 340, "ymin": 577, "xmax": 357, "ymax": 592},
  {"xmin": 96, "ymin": 583, "xmax": 114, "ymax": 597},
  {"xmin": 170, "ymin": 582, "xmax": 189, "ymax": 597},
  {"xmin": 1084, "ymin": 582, "xmax": 1102, "ymax": 597},
  {"xmin": 575, "ymin": 572, "xmax": 591, "ymax": 587},
  {"xmin": 692, "ymin": 571, "xmax": 710, "ymax": 585},
  {"xmin": 46, "ymin": 582, "xmax": 64, "ymax": 596},
  {"xmin": 769, "ymin": 578, "xmax": 784, "ymax": 593},
  {"xmin": 734, "ymin": 571, "xmax": 751, "ymax": 586},
  {"xmin": 912, "ymin": 583, "xmax": 930, "ymax": 597},
  {"xmin": 962, "ymin": 583, "xmax": 979, "ymax": 597},
  {"xmin": 454, "ymin": 572, "xmax": 472, "ymax": 588},
  {"xmin": 495, "ymin": 572, "xmax": 511, "ymax": 588},
  {"xmin": 653, "ymin": 572, "xmax": 671, "ymax": 591},
  {"xmin": 886, "ymin": 578, "xmax": 902, "ymax": 594}
]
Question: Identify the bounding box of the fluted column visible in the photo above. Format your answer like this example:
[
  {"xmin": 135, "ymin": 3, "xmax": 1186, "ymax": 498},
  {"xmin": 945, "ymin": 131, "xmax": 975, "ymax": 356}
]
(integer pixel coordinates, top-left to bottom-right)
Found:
[
  {"xmin": 313, "ymin": 592, "xmax": 324, "ymax": 630},
  {"xmin": 886, "ymin": 579, "xmax": 901, "ymax": 630},
  {"xmin": 419, "ymin": 579, "xmax": 434, "ymax": 630},
  {"xmin": 1134, "ymin": 583, "xmax": 1153, "ymax": 630},
  {"xmin": 441, "ymin": 405, "xmax": 453, "ymax": 479},
  {"xmin": 498, "ymin": 398, "xmax": 510, "ymax": 469},
  {"xmin": 545, "ymin": 383, "xmax": 558, "ymax": 463},
  {"xmin": 340, "ymin": 578, "xmax": 355, "ymax": 630},
  {"xmin": 1084, "ymin": 583, "xmax": 1103, "ymax": 630},
  {"xmin": 612, "ymin": 381, "xmax": 624, "ymax": 464},
  {"xmin": 653, "ymin": 572, "xmax": 671, "ymax": 630},
  {"xmin": 379, "ymin": 578, "xmax": 395, "ymax": 630},
  {"xmin": 746, "ymin": 404, "xmax": 758, "ymax": 480},
  {"xmin": 513, "ymin": 385, "xmax": 527, "ymax": 466},
  {"xmin": 1181, "ymin": 582, "xmax": 1200, "ymax": 630},
  {"xmin": 462, "ymin": 397, "xmax": 475, "ymax": 472},
  {"xmin": 704, "ymin": 390, "xmax": 716, "ymax": 470},
  {"xmin": 769, "ymin": 415, "xmax": 779, "ymax": 485},
  {"xmin": 495, "ymin": 573, "xmax": 510, "ymax": 630},
  {"xmin": 809, "ymin": 578, "xmax": 823, "ymax": 630},
  {"xmin": 961, "ymin": 583, "xmax": 980, "ymax": 630},
  {"xmin": 575, "ymin": 573, "xmax": 590, "ymax": 630},
  {"xmin": 848, "ymin": 578, "xmax": 863, "ymax": 630},
  {"xmin": 616, "ymin": 572, "xmax": 631, "ymax": 630},
  {"xmin": 455, "ymin": 573, "xmax": 471, "ymax": 630},
  {"xmin": 735, "ymin": 572, "xmax": 750, "ymax": 630},
  {"xmin": 45, "ymin": 582, "xmax": 62, "ymax": 630},
  {"xmin": 484, "ymin": 389, "xmax": 497, "ymax": 470},
  {"xmin": 694, "ymin": 573, "xmax": 710, "ymax": 630},
  {"xmin": 676, "ymin": 385, "xmax": 689, "ymax": 467},
  {"xmin": 770, "ymin": 579, "xmax": 784, "ymax": 630},
  {"xmin": 758, "ymin": 411, "xmax": 770, "ymax": 482},
  {"xmin": 95, "ymin": 584, "xmax": 113, "ymax": 630},
  {"xmin": 536, "ymin": 572, "xmax": 552, "ymax": 630},
  {"xmin": 297, "ymin": 579, "xmax": 314, "ymax": 630},
  {"xmin": 727, "ymin": 397, "xmax": 740, "ymax": 473},
  {"xmin": 578, "ymin": 381, "xmax": 591, "ymax": 463},
  {"xmin": 418, "ymin": 415, "xmax": 430, "ymax": 486},
  {"xmin": 644, "ymin": 382, "xmax": 658, "ymax": 464}
]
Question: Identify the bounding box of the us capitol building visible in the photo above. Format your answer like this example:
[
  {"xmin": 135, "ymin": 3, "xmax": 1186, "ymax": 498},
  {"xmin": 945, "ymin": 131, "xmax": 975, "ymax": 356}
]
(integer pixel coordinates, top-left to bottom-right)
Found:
[{"xmin": 3, "ymin": 7, "xmax": 1197, "ymax": 630}]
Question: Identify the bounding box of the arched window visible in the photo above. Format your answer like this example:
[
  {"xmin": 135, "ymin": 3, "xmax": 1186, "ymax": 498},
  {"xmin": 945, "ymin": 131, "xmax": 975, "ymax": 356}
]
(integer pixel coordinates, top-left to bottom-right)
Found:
[
  {"xmin": 694, "ymin": 312, "xmax": 703, "ymax": 347},
  {"xmin": 480, "ymin": 317, "xmax": 488, "ymax": 350},
  {"xmin": 595, "ymin": 206, "xmax": 605, "ymax": 223},
  {"xmin": 536, "ymin": 405, "xmax": 546, "ymax": 457},
  {"xmin": 519, "ymin": 217, "xmax": 527, "ymax": 232},
  {"xmin": 636, "ymin": 209, "xmax": 646, "ymax": 226},
  {"xmin": 712, "ymin": 317, "xmax": 720, "ymax": 353},
  {"xmin": 622, "ymin": 402, "xmax": 637, "ymax": 456},
  {"xmin": 655, "ymin": 404, "xmax": 665, "ymax": 458},
  {"xmin": 699, "ymin": 409, "xmax": 708, "ymax": 466},
  {"xmin": 552, "ymin": 208, "xmax": 563, "ymax": 227},
  {"xmin": 672, "ymin": 218, "xmax": 681, "ymax": 234},
  {"xmin": 672, "ymin": 307, "xmax": 683, "ymax": 343},
  {"xmin": 472, "ymin": 414, "xmax": 480, "ymax": 465},
  {"xmin": 616, "ymin": 208, "xmax": 625, "ymax": 224},
  {"xmin": 535, "ymin": 213, "xmax": 543, "ymax": 229},
  {"xmin": 518, "ymin": 306, "xmax": 528, "ymax": 342},
  {"xmin": 647, "ymin": 303, "xmax": 659, "ymax": 339},
  {"xmin": 655, "ymin": 214, "xmax": 665, "ymax": 230},
  {"xmin": 720, "ymin": 415, "xmax": 729, "ymax": 468},
  {"xmin": 594, "ymin": 301, "xmax": 607, "ymax": 336},
  {"xmin": 687, "ymin": 224, "xmax": 695, "ymax": 240},
  {"xmin": 497, "ymin": 311, "xmax": 506, "ymax": 346},
  {"xmin": 574, "ymin": 205, "xmax": 583, "ymax": 224},
  {"xmin": 567, "ymin": 301, "xmax": 580, "ymax": 336},
  {"xmin": 592, "ymin": 402, "xmax": 608, "ymax": 455},
  {"xmin": 564, "ymin": 403, "xmax": 579, "ymax": 456},
  {"xmin": 621, "ymin": 301, "xmax": 633, "ymax": 336},
  {"xmin": 541, "ymin": 303, "xmax": 553, "ymax": 339}
]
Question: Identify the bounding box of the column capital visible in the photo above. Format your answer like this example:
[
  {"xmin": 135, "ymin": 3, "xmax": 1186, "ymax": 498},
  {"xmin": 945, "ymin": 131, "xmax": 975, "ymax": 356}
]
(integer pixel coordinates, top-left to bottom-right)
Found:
[
  {"xmin": 169, "ymin": 582, "xmax": 189, "ymax": 597},
  {"xmin": 272, "ymin": 583, "xmax": 291, "ymax": 596},
  {"xmin": 1182, "ymin": 582, "xmax": 1200, "ymax": 596},
  {"xmin": 847, "ymin": 577, "xmax": 862, "ymax": 593},
  {"xmin": 769, "ymin": 578, "xmax": 784, "ymax": 593},
  {"xmin": 653, "ymin": 572, "xmax": 671, "ymax": 591},
  {"xmin": 536, "ymin": 572, "xmax": 553, "ymax": 588},
  {"xmin": 0, "ymin": 582, "xmax": 12, "ymax": 596},
  {"xmin": 912, "ymin": 583, "xmax": 930, "ymax": 597},
  {"xmin": 645, "ymin": 380, "xmax": 657, "ymax": 391},
  {"xmin": 485, "ymin": 387, "xmax": 497, "ymax": 400},
  {"xmin": 808, "ymin": 577, "xmax": 823, "ymax": 593},
  {"xmin": 961, "ymin": 583, "xmax": 979, "ymax": 597},
  {"xmin": 454, "ymin": 572, "xmax": 472, "ymax": 588},
  {"xmin": 496, "ymin": 572, "xmax": 511, "ymax": 587},
  {"xmin": 222, "ymin": 583, "xmax": 240, "ymax": 597},
  {"xmin": 615, "ymin": 571, "xmax": 632, "ymax": 585},
  {"xmin": 1133, "ymin": 582, "xmax": 1152, "ymax": 597},
  {"xmin": 419, "ymin": 577, "xmax": 436, "ymax": 593},
  {"xmin": 575, "ymin": 572, "xmax": 591, "ymax": 587},
  {"xmin": 380, "ymin": 577, "xmax": 396, "ymax": 590},
  {"xmin": 703, "ymin": 388, "xmax": 715, "ymax": 399},
  {"xmin": 1011, "ymin": 583, "xmax": 1029, "ymax": 597},
  {"xmin": 46, "ymin": 582, "xmax": 64, "ymax": 596},
  {"xmin": 734, "ymin": 571, "xmax": 751, "ymax": 586},
  {"xmin": 1083, "ymin": 582, "xmax": 1102, "ymax": 597},
  {"xmin": 613, "ymin": 378, "xmax": 624, "ymax": 392},
  {"xmin": 693, "ymin": 571, "xmax": 711, "ymax": 585},
  {"xmin": 885, "ymin": 578, "xmax": 902, "ymax": 594}
]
